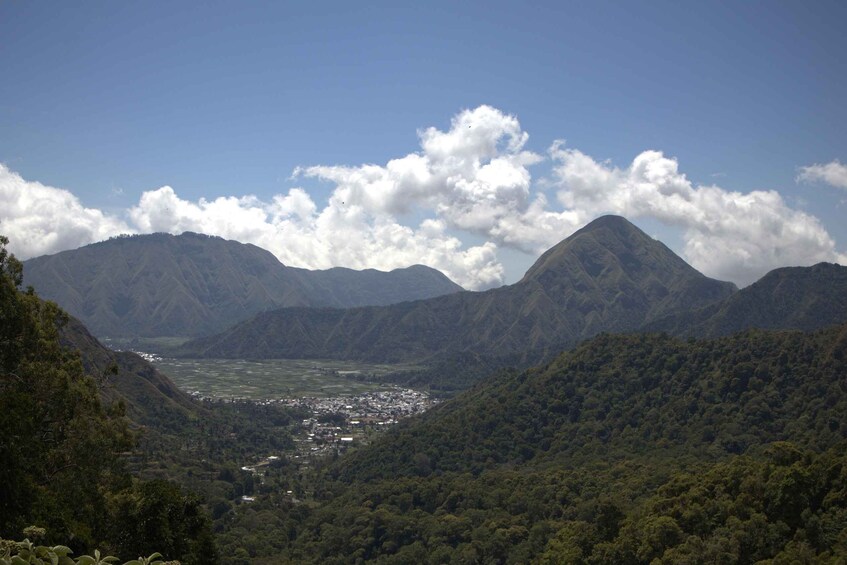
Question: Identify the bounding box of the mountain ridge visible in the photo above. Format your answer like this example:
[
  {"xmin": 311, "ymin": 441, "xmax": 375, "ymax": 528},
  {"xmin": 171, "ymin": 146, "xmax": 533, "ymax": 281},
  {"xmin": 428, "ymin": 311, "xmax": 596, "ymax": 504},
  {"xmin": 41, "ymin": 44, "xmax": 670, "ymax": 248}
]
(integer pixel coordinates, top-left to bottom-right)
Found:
[
  {"xmin": 644, "ymin": 261, "xmax": 847, "ymax": 337},
  {"xmin": 176, "ymin": 216, "xmax": 737, "ymax": 366},
  {"xmin": 22, "ymin": 232, "xmax": 463, "ymax": 337}
]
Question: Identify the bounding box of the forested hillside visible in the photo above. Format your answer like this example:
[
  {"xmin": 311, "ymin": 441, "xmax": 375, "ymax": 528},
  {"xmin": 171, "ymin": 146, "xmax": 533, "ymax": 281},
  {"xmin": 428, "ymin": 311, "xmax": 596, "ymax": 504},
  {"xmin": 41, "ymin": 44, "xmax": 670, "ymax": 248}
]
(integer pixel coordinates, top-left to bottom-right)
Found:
[
  {"xmin": 0, "ymin": 236, "xmax": 217, "ymax": 564},
  {"xmin": 332, "ymin": 325, "xmax": 847, "ymax": 481},
  {"xmin": 267, "ymin": 325, "xmax": 847, "ymax": 563}
]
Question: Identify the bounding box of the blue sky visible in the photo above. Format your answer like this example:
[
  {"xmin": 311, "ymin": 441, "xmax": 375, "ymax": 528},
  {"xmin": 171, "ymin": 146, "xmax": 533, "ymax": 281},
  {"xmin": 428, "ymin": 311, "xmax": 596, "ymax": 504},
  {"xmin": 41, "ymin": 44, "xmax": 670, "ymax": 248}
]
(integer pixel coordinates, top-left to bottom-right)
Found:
[{"xmin": 2, "ymin": 1, "xmax": 846, "ymax": 289}]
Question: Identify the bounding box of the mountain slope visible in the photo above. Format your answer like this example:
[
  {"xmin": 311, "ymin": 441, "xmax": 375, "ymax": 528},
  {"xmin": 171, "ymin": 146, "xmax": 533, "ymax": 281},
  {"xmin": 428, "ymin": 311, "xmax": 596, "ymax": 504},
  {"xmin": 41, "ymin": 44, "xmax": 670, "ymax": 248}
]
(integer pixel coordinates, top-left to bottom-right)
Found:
[
  {"xmin": 645, "ymin": 262, "xmax": 847, "ymax": 337},
  {"xmin": 59, "ymin": 316, "xmax": 201, "ymax": 432},
  {"xmin": 330, "ymin": 324, "xmax": 847, "ymax": 482},
  {"xmin": 23, "ymin": 232, "xmax": 462, "ymax": 337},
  {"xmin": 177, "ymin": 216, "xmax": 736, "ymax": 362},
  {"xmin": 285, "ymin": 325, "xmax": 847, "ymax": 564}
]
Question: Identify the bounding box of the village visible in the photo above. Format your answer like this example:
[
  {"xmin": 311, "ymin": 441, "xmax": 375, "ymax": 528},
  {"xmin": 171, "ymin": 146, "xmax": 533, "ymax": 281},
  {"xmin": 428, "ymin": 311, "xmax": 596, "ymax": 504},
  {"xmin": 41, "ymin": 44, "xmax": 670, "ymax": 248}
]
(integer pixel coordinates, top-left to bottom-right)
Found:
[
  {"xmin": 285, "ymin": 388, "xmax": 437, "ymax": 456},
  {"xmin": 233, "ymin": 387, "xmax": 438, "ymax": 502}
]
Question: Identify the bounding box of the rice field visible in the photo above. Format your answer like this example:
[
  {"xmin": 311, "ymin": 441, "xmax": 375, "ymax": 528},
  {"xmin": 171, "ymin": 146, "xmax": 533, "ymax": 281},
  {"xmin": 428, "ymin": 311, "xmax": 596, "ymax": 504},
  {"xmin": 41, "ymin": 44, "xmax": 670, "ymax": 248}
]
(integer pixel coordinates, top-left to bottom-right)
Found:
[{"xmin": 151, "ymin": 357, "xmax": 416, "ymax": 400}]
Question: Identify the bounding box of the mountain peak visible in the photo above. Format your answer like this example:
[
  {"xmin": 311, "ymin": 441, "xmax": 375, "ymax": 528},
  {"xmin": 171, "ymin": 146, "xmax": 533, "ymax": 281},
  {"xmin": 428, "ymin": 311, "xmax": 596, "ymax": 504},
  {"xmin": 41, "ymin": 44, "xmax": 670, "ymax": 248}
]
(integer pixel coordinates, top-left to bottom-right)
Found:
[
  {"xmin": 574, "ymin": 214, "xmax": 636, "ymax": 234},
  {"xmin": 521, "ymin": 215, "xmax": 684, "ymax": 283},
  {"xmin": 518, "ymin": 214, "xmax": 736, "ymax": 326},
  {"xmin": 178, "ymin": 215, "xmax": 738, "ymax": 371}
]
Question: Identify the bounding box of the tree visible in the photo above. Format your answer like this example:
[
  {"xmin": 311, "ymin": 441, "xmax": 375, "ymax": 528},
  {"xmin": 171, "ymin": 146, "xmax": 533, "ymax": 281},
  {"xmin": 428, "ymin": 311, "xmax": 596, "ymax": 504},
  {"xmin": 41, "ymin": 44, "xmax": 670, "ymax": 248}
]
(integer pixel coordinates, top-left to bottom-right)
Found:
[{"xmin": 0, "ymin": 236, "xmax": 132, "ymax": 549}]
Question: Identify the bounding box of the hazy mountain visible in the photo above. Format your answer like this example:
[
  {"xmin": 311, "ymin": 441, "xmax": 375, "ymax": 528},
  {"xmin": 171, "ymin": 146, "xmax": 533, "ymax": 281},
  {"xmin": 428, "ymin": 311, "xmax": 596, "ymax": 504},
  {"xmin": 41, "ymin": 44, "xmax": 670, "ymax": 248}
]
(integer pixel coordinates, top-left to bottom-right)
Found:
[
  {"xmin": 177, "ymin": 215, "xmax": 737, "ymax": 362},
  {"xmin": 22, "ymin": 232, "xmax": 462, "ymax": 337},
  {"xmin": 645, "ymin": 262, "xmax": 847, "ymax": 337}
]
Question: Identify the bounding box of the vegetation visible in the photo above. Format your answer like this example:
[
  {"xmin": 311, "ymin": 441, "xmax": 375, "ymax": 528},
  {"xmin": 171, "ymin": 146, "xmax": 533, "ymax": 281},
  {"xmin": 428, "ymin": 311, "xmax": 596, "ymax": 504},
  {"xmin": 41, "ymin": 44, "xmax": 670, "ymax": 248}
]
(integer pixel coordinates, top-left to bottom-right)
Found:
[
  {"xmin": 7, "ymin": 224, "xmax": 847, "ymax": 563},
  {"xmin": 267, "ymin": 324, "xmax": 847, "ymax": 562},
  {"xmin": 271, "ymin": 443, "xmax": 847, "ymax": 564},
  {"xmin": 647, "ymin": 261, "xmax": 847, "ymax": 338},
  {"xmin": 0, "ymin": 236, "xmax": 217, "ymax": 564},
  {"xmin": 153, "ymin": 357, "xmax": 413, "ymax": 400},
  {"xmin": 332, "ymin": 326, "xmax": 847, "ymax": 481},
  {"xmin": 1, "ymin": 527, "xmax": 182, "ymax": 564}
]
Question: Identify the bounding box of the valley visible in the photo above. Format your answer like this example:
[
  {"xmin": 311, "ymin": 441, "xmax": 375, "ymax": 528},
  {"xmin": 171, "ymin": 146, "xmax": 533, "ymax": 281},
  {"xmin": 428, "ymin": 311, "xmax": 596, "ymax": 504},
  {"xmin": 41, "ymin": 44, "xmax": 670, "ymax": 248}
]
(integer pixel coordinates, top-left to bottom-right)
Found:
[
  {"xmin": 5, "ymin": 8, "xmax": 846, "ymax": 563},
  {"xmin": 149, "ymin": 356, "xmax": 420, "ymax": 400},
  {"xmin": 4, "ymin": 217, "xmax": 847, "ymax": 564},
  {"xmin": 149, "ymin": 356, "xmax": 439, "ymax": 471}
]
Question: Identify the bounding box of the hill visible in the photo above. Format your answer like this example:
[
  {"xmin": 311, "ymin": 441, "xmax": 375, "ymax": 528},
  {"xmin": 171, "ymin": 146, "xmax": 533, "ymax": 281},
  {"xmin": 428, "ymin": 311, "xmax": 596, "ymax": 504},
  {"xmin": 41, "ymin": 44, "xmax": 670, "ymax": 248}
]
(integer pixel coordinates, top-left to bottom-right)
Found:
[
  {"xmin": 331, "ymin": 325, "xmax": 847, "ymax": 481},
  {"xmin": 280, "ymin": 325, "xmax": 847, "ymax": 563},
  {"xmin": 176, "ymin": 216, "xmax": 737, "ymax": 364},
  {"xmin": 0, "ymin": 235, "xmax": 218, "ymax": 562},
  {"xmin": 22, "ymin": 232, "xmax": 462, "ymax": 337},
  {"xmin": 58, "ymin": 316, "xmax": 201, "ymax": 433},
  {"xmin": 645, "ymin": 261, "xmax": 847, "ymax": 337}
]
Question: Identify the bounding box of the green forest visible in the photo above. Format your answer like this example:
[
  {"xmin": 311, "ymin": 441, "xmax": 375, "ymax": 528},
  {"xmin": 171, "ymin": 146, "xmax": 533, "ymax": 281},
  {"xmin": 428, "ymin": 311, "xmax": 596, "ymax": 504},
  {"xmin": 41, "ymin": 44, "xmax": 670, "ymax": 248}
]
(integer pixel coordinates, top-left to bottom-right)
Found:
[{"xmin": 3, "ymin": 230, "xmax": 847, "ymax": 563}]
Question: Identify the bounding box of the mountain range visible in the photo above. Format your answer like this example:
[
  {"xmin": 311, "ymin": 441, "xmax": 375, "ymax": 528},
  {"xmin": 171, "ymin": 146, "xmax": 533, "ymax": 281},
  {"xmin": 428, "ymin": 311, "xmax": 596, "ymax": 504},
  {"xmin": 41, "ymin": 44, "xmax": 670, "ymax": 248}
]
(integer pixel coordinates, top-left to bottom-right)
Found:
[
  {"xmin": 22, "ymin": 232, "xmax": 463, "ymax": 337},
  {"xmin": 175, "ymin": 216, "xmax": 738, "ymax": 362},
  {"xmin": 177, "ymin": 216, "xmax": 847, "ymax": 384}
]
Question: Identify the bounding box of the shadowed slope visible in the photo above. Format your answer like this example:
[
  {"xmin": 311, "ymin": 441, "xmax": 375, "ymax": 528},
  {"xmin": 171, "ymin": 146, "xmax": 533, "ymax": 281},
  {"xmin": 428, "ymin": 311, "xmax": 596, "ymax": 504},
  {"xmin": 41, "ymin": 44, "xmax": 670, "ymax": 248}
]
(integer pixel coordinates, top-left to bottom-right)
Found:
[
  {"xmin": 177, "ymin": 216, "xmax": 736, "ymax": 363},
  {"xmin": 59, "ymin": 316, "xmax": 201, "ymax": 432},
  {"xmin": 646, "ymin": 262, "xmax": 847, "ymax": 337}
]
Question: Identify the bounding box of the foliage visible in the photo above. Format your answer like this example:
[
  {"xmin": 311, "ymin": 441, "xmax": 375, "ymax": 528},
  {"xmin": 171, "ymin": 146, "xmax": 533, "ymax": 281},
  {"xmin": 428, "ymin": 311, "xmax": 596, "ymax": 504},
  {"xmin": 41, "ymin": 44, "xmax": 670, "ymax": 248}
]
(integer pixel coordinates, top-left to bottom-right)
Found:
[
  {"xmin": 539, "ymin": 443, "xmax": 847, "ymax": 563},
  {"xmin": 0, "ymin": 536, "xmax": 180, "ymax": 565},
  {"xmin": 107, "ymin": 481, "xmax": 217, "ymax": 565},
  {"xmin": 0, "ymin": 236, "xmax": 133, "ymax": 550},
  {"xmin": 332, "ymin": 326, "xmax": 847, "ymax": 482},
  {"xmin": 267, "ymin": 325, "xmax": 847, "ymax": 562},
  {"xmin": 0, "ymin": 237, "xmax": 218, "ymax": 564}
]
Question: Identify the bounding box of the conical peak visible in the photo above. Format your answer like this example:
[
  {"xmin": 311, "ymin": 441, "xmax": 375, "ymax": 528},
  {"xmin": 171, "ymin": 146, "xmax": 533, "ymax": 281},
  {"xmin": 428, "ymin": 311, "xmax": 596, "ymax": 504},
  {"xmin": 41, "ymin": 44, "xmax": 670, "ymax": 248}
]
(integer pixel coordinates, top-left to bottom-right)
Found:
[
  {"xmin": 572, "ymin": 214, "xmax": 638, "ymax": 236},
  {"xmin": 520, "ymin": 215, "xmax": 663, "ymax": 283}
]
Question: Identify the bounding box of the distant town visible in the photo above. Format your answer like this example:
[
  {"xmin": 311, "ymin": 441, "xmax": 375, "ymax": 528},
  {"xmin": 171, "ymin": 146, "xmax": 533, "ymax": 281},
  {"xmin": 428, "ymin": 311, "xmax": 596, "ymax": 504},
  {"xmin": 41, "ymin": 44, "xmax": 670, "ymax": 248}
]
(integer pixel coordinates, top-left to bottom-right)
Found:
[
  {"xmin": 219, "ymin": 388, "xmax": 439, "ymax": 503},
  {"xmin": 129, "ymin": 349, "xmax": 440, "ymax": 502}
]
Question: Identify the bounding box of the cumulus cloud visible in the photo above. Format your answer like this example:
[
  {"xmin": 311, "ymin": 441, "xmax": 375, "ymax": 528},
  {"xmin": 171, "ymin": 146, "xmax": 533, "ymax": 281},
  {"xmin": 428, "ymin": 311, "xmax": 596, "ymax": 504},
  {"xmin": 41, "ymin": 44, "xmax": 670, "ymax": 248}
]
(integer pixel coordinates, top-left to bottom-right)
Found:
[
  {"xmin": 797, "ymin": 160, "xmax": 847, "ymax": 190},
  {"xmin": 0, "ymin": 164, "xmax": 131, "ymax": 258},
  {"xmin": 551, "ymin": 145, "xmax": 847, "ymax": 286},
  {"xmin": 299, "ymin": 105, "xmax": 577, "ymax": 254},
  {"xmin": 2, "ymin": 106, "xmax": 845, "ymax": 290},
  {"xmin": 126, "ymin": 185, "xmax": 503, "ymax": 289}
]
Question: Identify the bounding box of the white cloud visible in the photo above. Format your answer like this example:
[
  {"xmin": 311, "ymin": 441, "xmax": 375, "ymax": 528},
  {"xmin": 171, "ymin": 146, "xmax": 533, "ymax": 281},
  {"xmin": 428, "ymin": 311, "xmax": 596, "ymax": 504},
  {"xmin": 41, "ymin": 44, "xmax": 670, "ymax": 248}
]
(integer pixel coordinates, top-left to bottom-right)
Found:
[
  {"xmin": 2, "ymin": 106, "xmax": 845, "ymax": 290},
  {"xmin": 126, "ymin": 185, "xmax": 503, "ymax": 289},
  {"xmin": 551, "ymin": 145, "xmax": 847, "ymax": 286},
  {"xmin": 300, "ymin": 105, "xmax": 578, "ymax": 255},
  {"xmin": 797, "ymin": 160, "xmax": 847, "ymax": 190},
  {"xmin": 0, "ymin": 164, "xmax": 131, "ymax": 258}
]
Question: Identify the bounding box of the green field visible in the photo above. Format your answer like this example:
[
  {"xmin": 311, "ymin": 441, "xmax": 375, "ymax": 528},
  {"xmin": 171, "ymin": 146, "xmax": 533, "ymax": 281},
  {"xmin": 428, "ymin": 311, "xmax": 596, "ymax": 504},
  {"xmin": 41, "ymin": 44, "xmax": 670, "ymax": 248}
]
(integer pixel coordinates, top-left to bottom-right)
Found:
[
  {"xmin": 101, "ymin": 336, "xmax": 191, "ymax": 353},
  {"xmin": 152, "ymin": 357, "xmax": 417, "ymax": 399}
]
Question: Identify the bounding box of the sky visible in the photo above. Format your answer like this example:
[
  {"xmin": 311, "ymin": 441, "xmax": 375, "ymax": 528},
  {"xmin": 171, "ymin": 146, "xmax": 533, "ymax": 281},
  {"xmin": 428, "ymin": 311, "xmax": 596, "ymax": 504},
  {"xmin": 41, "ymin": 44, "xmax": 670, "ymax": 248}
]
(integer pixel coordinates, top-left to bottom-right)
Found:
[{"xmin": 1, "ymin": 1, "xmax": 846, "ymax": 290}]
